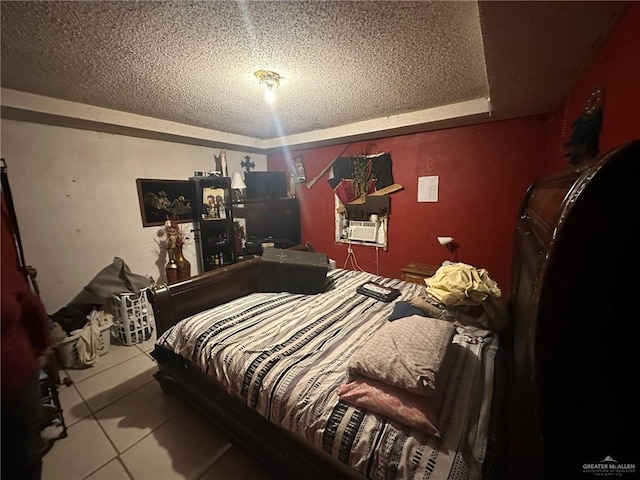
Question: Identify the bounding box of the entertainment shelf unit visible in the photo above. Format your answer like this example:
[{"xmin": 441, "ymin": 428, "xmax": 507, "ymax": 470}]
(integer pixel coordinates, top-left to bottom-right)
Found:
[{"xmin": 189, "ymin": 176, "xmax": 236, "ymax": 272}]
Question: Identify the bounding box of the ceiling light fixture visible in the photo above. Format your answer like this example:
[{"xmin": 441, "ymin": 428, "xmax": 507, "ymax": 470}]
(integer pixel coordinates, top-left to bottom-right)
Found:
[{"xmin": 254, "ymin": 70, "xmax": 281, "ymax": 104}]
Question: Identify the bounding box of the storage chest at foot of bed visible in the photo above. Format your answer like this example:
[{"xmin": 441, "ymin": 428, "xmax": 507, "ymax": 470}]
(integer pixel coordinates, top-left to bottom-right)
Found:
[{"xmin": 259, "ymin": 248, "xmax": 329, "ymax": 294}]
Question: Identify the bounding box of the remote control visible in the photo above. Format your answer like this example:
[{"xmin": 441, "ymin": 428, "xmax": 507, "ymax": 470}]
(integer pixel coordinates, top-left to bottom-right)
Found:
[{"xmin": 356, "ymin": 282, "xmax": 400, "ymax": 302}]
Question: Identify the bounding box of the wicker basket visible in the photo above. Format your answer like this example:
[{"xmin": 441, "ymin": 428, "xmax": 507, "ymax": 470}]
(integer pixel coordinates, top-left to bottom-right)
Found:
[
  {"xmin": 110, "ymin": 288, "xmax": 155, "ymax": 346},
  {"xmin": 55, "ymin": 320, "xmax": 113, "ymax": 369}
]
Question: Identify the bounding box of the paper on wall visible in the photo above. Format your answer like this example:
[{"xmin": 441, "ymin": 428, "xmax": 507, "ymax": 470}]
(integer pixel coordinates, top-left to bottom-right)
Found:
[{"xmin": 418, "ymin": 176, "xmax": 439, "ymax": 202}]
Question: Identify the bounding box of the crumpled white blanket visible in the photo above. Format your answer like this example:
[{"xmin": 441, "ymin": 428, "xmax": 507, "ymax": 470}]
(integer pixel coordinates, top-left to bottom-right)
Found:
[
  {"xmin": 73, "ymin": 310, "xmax": 113, "ymax": 367},
  {"xmin": 425, "ymin": 262, "xmax": 508, "ymax": 331}
]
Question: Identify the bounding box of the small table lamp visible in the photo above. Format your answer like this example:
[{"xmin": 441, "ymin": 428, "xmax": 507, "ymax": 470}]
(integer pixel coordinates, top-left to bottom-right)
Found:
[
  {"xmin": 437, "ymin": 236, "xmax": 457, "ymax": 262},
  {"xmin": 231, "ymin": 172, "xmax": 246, "ymax": 203}
]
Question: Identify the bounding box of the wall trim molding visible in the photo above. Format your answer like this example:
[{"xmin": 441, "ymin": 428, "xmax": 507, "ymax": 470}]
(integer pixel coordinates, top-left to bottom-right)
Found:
[{"xmin": 2, "ymin": 88, "xmax": 492, "ymax": 154}]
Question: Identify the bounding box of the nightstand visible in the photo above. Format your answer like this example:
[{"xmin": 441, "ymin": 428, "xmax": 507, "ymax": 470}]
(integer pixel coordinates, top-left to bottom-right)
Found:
[{"xmin": 401, "ymin": 262, "xmax": 440, "ymax": 284}]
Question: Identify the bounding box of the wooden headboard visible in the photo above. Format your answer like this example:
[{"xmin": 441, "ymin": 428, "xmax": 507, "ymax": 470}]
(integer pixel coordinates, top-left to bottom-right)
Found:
[
  {"xmin": 508, "ymin": 139, "xmax": 639, "ymax": 478},
  {"xmin": 150, "ymin": 242, "xmax": 314, "ymax": 335}
]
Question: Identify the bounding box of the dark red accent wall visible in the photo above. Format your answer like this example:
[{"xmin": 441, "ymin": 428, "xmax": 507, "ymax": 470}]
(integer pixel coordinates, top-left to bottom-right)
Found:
[
  {"xmin": 268, "ymin": 3, "xmax": 639, "ymax": 296},
  {"xmin": 268, "ymin": 116, "xmax": 550, "ymax": 295},
  {"xmin": 545, "ymin": 2, "xmax": 640, "ymax": 173}
]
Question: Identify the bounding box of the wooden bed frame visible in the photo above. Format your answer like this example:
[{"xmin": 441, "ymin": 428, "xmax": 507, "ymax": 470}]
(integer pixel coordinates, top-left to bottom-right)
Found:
[
  {"xmin": 507, "ymin": 139, "xmax": 639, "ymax": 479},
  {"xmin": 150, "ymin": 243, "xmax": 365, "ymax": 480},
  {"xmin": 149, "ymin": 139, "xmax": 639, "ymax": 479}
]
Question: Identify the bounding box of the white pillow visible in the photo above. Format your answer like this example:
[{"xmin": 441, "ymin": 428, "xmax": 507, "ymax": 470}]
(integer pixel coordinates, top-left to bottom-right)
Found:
[{"xmin": 347, "ymin": 315, "xmax": 455, "ymax": 396}]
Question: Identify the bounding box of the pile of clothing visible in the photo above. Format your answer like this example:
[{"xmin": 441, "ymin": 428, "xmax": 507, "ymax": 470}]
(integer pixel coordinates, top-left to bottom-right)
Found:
[
  {"xmin": 50, "ymin": 257, "xmax": 153, "ymax": 368},
  {"xmin": 392, "ymin": 262, "xmax": 509, "ymax": 334},
  {"xmin": 50, "ymin": 309, "xmax": 113, "ymax": 367}
]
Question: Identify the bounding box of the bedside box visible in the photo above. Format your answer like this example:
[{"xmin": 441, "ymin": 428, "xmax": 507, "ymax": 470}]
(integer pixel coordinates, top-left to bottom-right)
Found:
[{"xmin": 401, "ymin": 262, "xmax": 440, "ymax": 284}]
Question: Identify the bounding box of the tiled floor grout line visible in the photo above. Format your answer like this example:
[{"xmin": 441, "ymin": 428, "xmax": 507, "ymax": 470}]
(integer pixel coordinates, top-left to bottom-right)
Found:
[
  {"xmin": 64, "ymin": 349, "xmax": 156, "ymax": 410},
  {"xmin": 83, "ymin": 374, "xmax": 157, "ymax": 416},
  {"xmin": 195, "ymin": 443, "xmax": 233, "ymax": 480},
  {"xmin": 115, "ymin": 456, "xmax": 135, "ymax": 480},
  {"xmin": 58, "ymin": 355, "xmax": 158, "ymax": 478},
  {"xmin": 102, "ymin": 382, "xmax": 231, "ymax": 478},
  {"xmin": 49, "ymin": 398, "xmax": 113, "ymax": 480},
  {"xmin": 67, "ymin": 383, "xmax": 92, "ymax": 425},
  {"xmin": 75, "ymin": 352, "xmax": 181, "ymax": 479},
  {"xmin": 115, "ymin": 401, "xmax": 184, "ymax": 457},
  {"xmin": 63, "ymin": 348, "xmax": 146, "ymax": 385},
  {"xmin": 76, "ymin": 402, "xmax": 138, "ymax": 480},
  {"xmin": 72, "ymin": 345, "xmax": 159, "ymax": 480},
  {"xmin": 46, "ymin": 371, "xmax": 247, "ymax": 480},
  {"xmin": 86, "ymin": 400, "xmax": 189, "ymax": 479},
  {"xmin": 47, "ymin": 329, "xmax": 278, "ymax": 480},
  {"xmin": 52, "ymin": 333, "xmax": 250, "ymax": 480},
  {"xmin": 74, "ymin": 358, "xmax": 159, "ymax": 480}
]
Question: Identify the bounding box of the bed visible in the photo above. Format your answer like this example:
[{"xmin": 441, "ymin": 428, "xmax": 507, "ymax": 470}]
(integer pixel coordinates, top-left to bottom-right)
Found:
[{"xmin": 149, "ymin": 139, "xmax": 639, "ymax": 480}]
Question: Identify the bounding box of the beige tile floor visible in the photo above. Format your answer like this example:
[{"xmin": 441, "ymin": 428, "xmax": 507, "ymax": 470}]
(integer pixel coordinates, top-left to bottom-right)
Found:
[{"xmin": 43, "ymin": 327, "xmax": 274, "ymax": 480}]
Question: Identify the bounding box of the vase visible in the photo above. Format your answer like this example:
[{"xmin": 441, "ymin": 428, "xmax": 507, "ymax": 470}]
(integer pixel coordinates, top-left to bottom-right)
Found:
[
  {"xmin": 165, "ymin": 250, "xmax": 179, "ymax": 284},
  {"xmin": 165, "ymin": 245, "xmax": 190, "ymax": 283},
  {"xmin": 171, "ymin": 245, "xmax": 191, "ymax": 281}
]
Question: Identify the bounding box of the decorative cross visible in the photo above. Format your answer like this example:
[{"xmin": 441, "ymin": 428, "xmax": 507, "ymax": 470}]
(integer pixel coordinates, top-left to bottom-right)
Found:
[{"xmin": 241, "ymin": 155, "xmax": 255, "ymax": 172}]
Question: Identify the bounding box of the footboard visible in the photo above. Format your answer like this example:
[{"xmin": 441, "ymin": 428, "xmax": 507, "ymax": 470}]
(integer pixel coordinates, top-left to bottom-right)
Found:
[{"xmin": 149, "ymin": 243, "xmax": 314, "ymax": 335}]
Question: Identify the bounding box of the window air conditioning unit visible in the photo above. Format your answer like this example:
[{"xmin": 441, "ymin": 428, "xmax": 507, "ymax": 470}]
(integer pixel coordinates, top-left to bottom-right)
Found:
[{"xmin": 348, "ymin": 220, "xmax": 378, "ymax": 242}]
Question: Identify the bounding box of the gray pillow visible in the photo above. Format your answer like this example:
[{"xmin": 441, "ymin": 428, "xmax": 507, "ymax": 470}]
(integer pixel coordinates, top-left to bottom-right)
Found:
[{"xmin": 348, "ymin": 315, "xmax": 455, "ymax": 396}]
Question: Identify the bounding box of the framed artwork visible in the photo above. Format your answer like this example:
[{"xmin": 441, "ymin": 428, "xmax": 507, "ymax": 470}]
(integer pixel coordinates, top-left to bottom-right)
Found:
[
  {"xmin": 293, "ymin": 155, "xmax": 306, "ymax": 183},
  {"xmin": 136, "ymin": 179, "xmax": 193, "ymax": 227}
]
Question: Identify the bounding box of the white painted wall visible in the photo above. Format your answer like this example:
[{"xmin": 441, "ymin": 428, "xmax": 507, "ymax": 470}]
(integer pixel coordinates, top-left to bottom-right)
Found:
[{"xmin": 1, "ymin": 119, "xmax": 266, "ymax": 313}]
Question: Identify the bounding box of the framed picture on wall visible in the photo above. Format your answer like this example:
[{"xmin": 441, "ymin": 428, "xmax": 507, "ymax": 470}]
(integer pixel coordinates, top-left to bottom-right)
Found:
[
  {"xmin": 136, "ymin": 179, "xmax": 193, "ymax": 227},
  {"xmin": 292, "ymin": 155, "xmax": 306, "ymax": 183}
]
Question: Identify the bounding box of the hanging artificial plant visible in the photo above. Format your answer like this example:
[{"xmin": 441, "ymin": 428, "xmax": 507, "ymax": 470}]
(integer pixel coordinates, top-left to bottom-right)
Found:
[{"xmin": 350, "ymin": 155, "xmax": 370, "ymax": 199}]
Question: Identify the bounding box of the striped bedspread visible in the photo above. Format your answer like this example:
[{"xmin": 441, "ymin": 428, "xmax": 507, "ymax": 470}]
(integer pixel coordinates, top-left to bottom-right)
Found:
[{"xmin": 158, "ymin": 268, "xmax": 498, "ymax": 480}]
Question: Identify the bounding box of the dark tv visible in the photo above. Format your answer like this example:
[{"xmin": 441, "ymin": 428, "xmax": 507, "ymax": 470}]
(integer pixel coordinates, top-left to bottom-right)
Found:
[
  {"xmin": 235, "ymin": 198, "xmax": 301, "ymax": 250},
  {"xmin": 244, "ymin": 171, "xmax": 288, "ymax": 200}
]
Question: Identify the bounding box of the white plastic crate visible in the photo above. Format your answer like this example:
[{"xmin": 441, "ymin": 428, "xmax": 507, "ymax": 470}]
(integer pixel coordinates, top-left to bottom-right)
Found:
[
  {"xmin": 110, "ymin": 288, "xmax": 155, "ymax": 346},
  {"xmin": 56, "ymin": 320, "xmax": 113, "ymax": 369}
]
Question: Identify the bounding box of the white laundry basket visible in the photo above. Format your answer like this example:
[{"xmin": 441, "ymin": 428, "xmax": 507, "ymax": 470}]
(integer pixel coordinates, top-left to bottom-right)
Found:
[
  {"xmin": 110, "ymin": 288, "xmax": 155, "ymax": 346},
  {"xmin": 56, "ymin": 320, "xmax": 113, "ymax": 369}
]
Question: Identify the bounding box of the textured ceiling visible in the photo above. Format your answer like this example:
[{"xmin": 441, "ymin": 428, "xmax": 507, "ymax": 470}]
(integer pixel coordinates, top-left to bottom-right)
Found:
[{"xmin": 0, "ymin": 1, "xmax": 625, "ymax": 145}]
